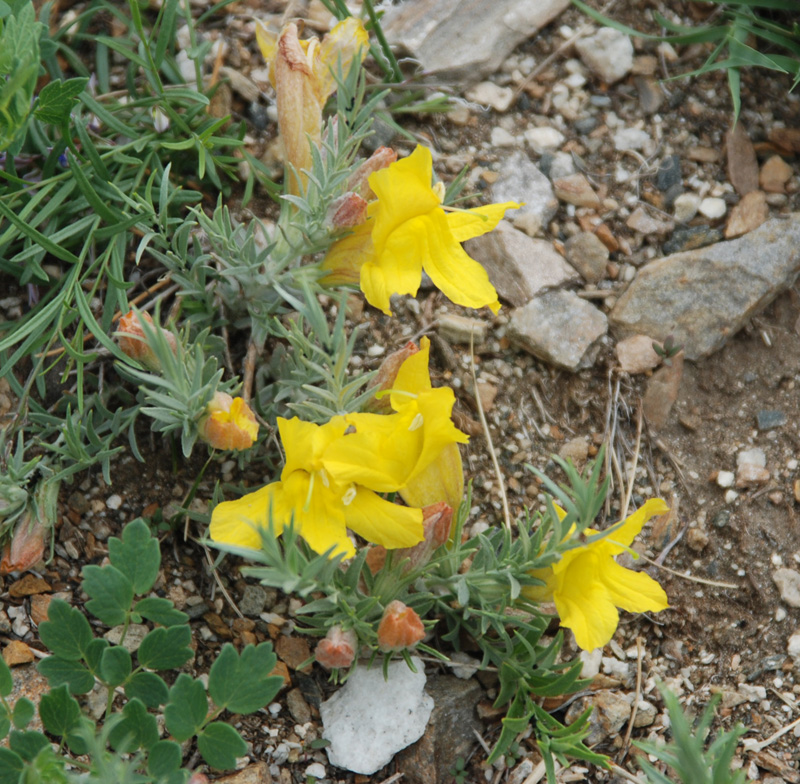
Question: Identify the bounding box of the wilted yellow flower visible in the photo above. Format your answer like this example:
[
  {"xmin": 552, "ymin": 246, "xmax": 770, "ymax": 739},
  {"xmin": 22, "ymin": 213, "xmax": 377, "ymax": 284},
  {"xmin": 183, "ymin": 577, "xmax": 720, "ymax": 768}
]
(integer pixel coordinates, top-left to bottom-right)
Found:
[
  {"xmin": 255, "ymin": 17, "xmax": 368, "ymax": 192},
  {"xmin": 324, "ymin": 337, "xmax": 468, "ymax": 509},
  {"xmin": 117, "ymin": 310, "xmax": 177, "ymax": 371},
  {"xmin": 199, "ymin": 392, "xmax": 259, "ymax": 451},
  {"xmin": 209, "ymin": 416, "xmax": 423, "ymax": 559},
  {"xmin": 524, "ymin": 499, "xmax": 670, "ymax": 651},
  {"xmin": 322, "ymin": 145, "xmax": 520, "ymax": 314},
  {"xmin": 377, "ymin": 600, "xmax": 426, "ymax": 652}
]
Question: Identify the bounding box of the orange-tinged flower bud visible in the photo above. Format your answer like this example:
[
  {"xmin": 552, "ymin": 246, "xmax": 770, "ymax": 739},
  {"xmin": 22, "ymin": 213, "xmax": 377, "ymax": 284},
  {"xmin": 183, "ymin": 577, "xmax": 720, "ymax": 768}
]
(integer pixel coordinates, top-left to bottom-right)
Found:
[
  {"xmin": 117, "ymin": 310, "xmax": 177, "ymax": 371},
  {"xmin": 0, "ymin": 513, "xmax": 46, "ymax": 574},
  {"xmin": 326, "ymin": 192, "xmax": 368, "ymax": 229},
  {"xmin": 380, "ymin": 503, "xmax": 453, "ymax": 574},
  {"xmin": 199, "ymin": 392, "xmax": 259, "ymax": 451},
  {"xmin": 377, "ymin": 600, "xmax": 425, "ymax": 652},
  {"xmin": 315, "ymin": 626, "xmax": 358, "ymax": 670},
  {"xmin": 348, "ymin": 147, "xmax": 398, "ymax": 200},
  {"xmin": 400, "ymin": 442, "xmax": 464, "ymax": 511},
  {"xmin": 365, "ymin": 341, "xmax": 419, "ymax": 414}
]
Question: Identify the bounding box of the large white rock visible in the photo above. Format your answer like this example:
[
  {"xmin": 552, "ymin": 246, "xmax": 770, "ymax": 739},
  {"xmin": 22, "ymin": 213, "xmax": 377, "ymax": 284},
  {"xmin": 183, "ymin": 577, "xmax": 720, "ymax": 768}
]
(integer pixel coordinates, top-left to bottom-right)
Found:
[{"xmin": 321, "ymin": 657, "xmax": 433, "ymax": 775}]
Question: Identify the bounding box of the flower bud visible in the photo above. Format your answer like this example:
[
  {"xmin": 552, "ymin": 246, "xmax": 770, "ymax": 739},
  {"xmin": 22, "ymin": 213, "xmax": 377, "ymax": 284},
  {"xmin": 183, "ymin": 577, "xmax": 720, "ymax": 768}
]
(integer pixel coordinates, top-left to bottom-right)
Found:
[
  {"xmin": 326, "ymin": 192, "xmax": 368, "ymax": 229},
  {"xmin": 400, "ymin": 442, "xmax": 464, "ymax": 511},
  {"xmin": 364, "ymin": 341, "xmax": 419, "ymax": 414},
  {"xmin": 0, "ymin": 512, "xmax": 46, "ymax": 574},
  {"xmin": 377, "ymin": 600, "xmax": 425, "ymax": 652},
  {"xmin": 348, "ymin": 147, "xmax": 397, "ymax": 200},
  {"xmin": 315, "ymin": 626, "xmax": 358, "ymax": 670},
  {"xmin": 117, "ymin": 310, "xmax": 177, "ymax": 371},
  {"xmin": 199, "ymin": 392, "xmax": 259, "ymax": 451}
]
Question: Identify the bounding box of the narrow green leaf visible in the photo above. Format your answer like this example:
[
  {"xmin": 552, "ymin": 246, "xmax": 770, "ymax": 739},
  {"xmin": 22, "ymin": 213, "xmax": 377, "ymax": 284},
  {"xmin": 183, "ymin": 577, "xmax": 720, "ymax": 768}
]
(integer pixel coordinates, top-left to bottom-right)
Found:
[
  {"xmin": 133, "ymin": 597, "xmax": 188, "ymax": 627},
  {"xmin": 39, "ymin": 685, "xmax": 81, "ymax": 738},
  {"xmin": 82, "ymin": 564, "xmax": 134, "ymax": 626},
  {"xmin": 37, "ymin": 599, "xmax": 92, "ymax": 661},
  {"xmin": 163, "ymin": 674, "xmax": 207, "ymax": 741},
  {"xmin": 197, "ymin": 721, "xmax": 246, "ymax": 771},
  {"xmin": 208, "ymin": 643, "xmax": 283, "ymax": 715},
  {"xmin": 99, "ymin": 646, "xmax": 132, "ymax": 688},
  {"xmin": 37, "ymin": 657, "xmax": 95, "ymax": 694},
  {"xmin": 107, "ymin": 519, "xmax": 160, "ymax": 595},
  {"xmin": 137, "ymin": 625, "xmax": 192, "ymax": 671},
  {"xmin": 67, "ymin": 151, "xmax": 122, "ymax": 225},
  {"xmin": 125, "ymin": 672, "xmax": 169, "ymax": 709}
]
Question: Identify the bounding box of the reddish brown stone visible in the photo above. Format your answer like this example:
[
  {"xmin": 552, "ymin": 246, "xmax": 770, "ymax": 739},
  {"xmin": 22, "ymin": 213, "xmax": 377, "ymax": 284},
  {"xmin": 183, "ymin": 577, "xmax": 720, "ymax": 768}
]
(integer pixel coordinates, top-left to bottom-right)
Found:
[
  {"xmin": 275, "ymin": 635, "xmax": 312, "ymax": 673},
  {"xmin": 30, "ymin": 594, "xmax": 52, "ymax": 626},
  {"xmin": 3, "ymin": 641, "xmax": 34, "ymax": 666},
  {"xmin": 8, "ymin": 574, "xmax": 51, "ymax": 598}
]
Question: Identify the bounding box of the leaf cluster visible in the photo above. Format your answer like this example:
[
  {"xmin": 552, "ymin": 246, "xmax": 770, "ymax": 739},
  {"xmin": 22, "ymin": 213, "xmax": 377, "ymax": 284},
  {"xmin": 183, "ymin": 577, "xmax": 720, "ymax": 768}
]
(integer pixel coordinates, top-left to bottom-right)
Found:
[{"xmin": 0, "ymin": 519, "xmax": 282, "ymax": 782}]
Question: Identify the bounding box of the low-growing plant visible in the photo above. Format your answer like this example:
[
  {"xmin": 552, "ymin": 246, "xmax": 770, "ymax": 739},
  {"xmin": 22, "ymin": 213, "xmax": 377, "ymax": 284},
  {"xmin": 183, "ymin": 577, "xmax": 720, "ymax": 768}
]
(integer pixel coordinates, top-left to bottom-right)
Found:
[
  {"xmin": 635, "ymin": 684, "xmax": 746, "ymax": 784},
  {"xmin": 0, "ymin": 518, "xmax": 283, "ymax": 782}
]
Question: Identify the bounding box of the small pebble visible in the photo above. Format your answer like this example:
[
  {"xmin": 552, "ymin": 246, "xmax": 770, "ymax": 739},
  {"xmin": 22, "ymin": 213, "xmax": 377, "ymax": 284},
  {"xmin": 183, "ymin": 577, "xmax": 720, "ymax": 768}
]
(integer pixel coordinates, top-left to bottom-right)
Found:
[
  {"xmin": 305, "ymin": 762, "xmax": 326, "ymax": 779},
  {"xmin": 757, "ymin": 410, "xmax": 787, "ymax": 430},
  {"xmin": 698, "ymin": 197, "xmax": 727, "ymax": 219},
  {"xmin": 106, "ymin": 494, "xmax": 122, "ymax": 510}
]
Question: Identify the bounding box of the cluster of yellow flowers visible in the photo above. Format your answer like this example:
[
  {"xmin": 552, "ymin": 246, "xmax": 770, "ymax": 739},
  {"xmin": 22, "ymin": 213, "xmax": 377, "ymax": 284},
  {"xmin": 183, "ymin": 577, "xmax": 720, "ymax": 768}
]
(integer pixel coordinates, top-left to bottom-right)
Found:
[{"xmin": 209, "ymin": 337, "xmax": 464, "ymax": 559}]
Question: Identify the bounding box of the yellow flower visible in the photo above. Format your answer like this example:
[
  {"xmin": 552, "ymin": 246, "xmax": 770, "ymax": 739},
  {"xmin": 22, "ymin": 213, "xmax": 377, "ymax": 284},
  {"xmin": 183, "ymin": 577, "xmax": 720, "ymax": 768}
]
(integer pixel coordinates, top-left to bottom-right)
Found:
[
  {"xmin": 199, "ymin": 392, "xmax": 259, "ymax": 451},
  {"xmin": 324, "ymin": 337, "xmax": 467, "ymax": 509},
  {"xmin": 524, "ymin": 499, "xmax": 670, "ymax": 651},
  {"xmin": 321, "ymin": 145, "xmax": 520, "ymax": 314},
  {"xmin": 256, "ymin": 18, "xmax": 368, "ymax": 192},
  {"xmin": 209, "ymin": 416, "xmax": 423, "ymax": 559}
]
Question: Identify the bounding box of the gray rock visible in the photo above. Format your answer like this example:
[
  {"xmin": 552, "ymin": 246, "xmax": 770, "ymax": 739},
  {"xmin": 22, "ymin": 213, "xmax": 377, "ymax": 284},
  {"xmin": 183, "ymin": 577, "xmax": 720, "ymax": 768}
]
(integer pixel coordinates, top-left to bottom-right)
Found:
[
  {"xmin": 509, "ymin": 290, "xmax": 608, "ymax": 371},
  {"xmin": 774, "ymin": 568, "xmax": 800, "ymax": 608},
  {"xmin": 239, "ymin": 585, "xmax": 268, "ymax": 617},
  {"xmin": 656, "ymin": 154, "xmax": 682, "ymax": 192},
  {"xmin": 466, "ymin": 221, "xmax": 579, "ymax": 307},
  {"xmin": 576, "ymin": 28, "xmax": 634, "ymax": 84},
  {"xmin": 662, "ymin": 225, "xmax": 723, "ymax": 254},
  {"xmin": 610, "ymin": 215, "xmax": 800, "ymax": 360},
  {"xmin": 564, "ymin": 689, "xmax": 631, "ymax": 745},
  {"xmin": 321, "ymin": 657, "xmax": 433, "ymax": 775},
  {"xmin": 395, "ymin": 676, "xmax": 482, "ymax": 784},
  {"xmin": 383, "ymin": 0, "xmax": 571, "ymax": 83},
  {"xmin": 491, "ymin": 152, "xmax": 559, "ymax": 229},
  {"xmin": 565, "ymin": 232, "xmax": 609, "ymax": 283},
  {"xmin": 757, "ymin": 410, "xmax": 787, "ymax": 430}
]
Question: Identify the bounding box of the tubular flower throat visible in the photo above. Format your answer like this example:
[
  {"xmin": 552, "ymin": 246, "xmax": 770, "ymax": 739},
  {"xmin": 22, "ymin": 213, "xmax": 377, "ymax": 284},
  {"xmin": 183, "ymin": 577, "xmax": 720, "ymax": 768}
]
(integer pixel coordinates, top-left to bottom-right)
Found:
[
  {"xmin": 255, "ymin": 17, "xmax": 368, "ymax": 191},
  {"xmin": 208, "ymin": 416, "xmax": 424, "ymax": 559},
  {"xmin": 199, "ymin": 392, "xmax": 259, "ymax": 452},
  {"xmin": 323, "ymin": 336, "xmax": 468, "ymax": 510},
  {"xmin": 523, "ymin": 499, "xmax": 670, "ymax": 652},
  {"xmin": 322, "ymin": 144, "xmax": 521, "ymax": 315}
]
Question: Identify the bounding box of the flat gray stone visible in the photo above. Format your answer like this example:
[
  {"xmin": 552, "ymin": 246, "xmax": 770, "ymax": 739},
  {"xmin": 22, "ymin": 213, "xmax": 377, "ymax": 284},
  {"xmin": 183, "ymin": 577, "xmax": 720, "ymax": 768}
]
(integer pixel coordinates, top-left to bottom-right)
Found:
[
  {"xmin": 383, "ymin": 0, "xmax": 571, "ymax": 83},
  {"xmin": 466, "ymin": 221, "xmax": 579, "ymax": 307},
  {"xmin": 321, "ymin": 657, "xmax": 433, "ymax": 775},
  {"xmin": 610, "ymin": 215, "xmax": 800, "ymax": 360},
  {"xmin": 508, "ymin": 290, "xmax": 608, "ymax": 371},
  {"xmin": 491, "ymin": 152, "xmax": 559, "ymax": 230}
]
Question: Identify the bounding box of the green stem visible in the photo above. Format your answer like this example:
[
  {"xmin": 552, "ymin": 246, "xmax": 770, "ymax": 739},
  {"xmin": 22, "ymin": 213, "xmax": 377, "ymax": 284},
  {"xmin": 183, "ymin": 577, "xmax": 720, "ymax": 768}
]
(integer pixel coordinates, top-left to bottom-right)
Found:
[{"xmin": 362, "ymin": 0, "xmax": 403, "ymax": 83}]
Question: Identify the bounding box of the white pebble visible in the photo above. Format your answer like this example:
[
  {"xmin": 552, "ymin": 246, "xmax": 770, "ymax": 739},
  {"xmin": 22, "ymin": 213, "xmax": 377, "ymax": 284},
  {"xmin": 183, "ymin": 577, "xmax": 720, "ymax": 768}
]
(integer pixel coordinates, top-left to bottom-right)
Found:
[
  {"xmin": 305, "ymin": 763, "xmax": 326, "ymax": 779},
  {"xmin": 268, "ymin": 703, "xmax": 282, "ymax": 716},
  {"xmin": 106, "ymin": 494, "xmax": 122, "ymax": 510},
  {"xmin": 716, "ymin": 471, "xmax": 735, "ymax": 488},
  {"xmin": 367, "ymin": 345, "xmax": 385, "ymax": 358},
  {"xmin": 698, "ymin": 197, "xmax": 727, "ymax": 219},
  {"xmin": 776, "ymin": 607, "xmax": 787, "ymax": 622},
  {"xmin": 724, "ymin": 489, "xmax": 738, "ymax": 504}
]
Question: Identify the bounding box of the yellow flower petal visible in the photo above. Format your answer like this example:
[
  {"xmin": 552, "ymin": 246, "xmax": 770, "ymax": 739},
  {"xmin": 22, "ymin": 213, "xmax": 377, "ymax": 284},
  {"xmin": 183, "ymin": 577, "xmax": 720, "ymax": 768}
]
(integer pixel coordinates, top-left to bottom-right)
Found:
[
  {"xmin": 446, "ymin": 201, "xmax": 522, "ymax": 243},
  {"xmin": 389, "ymin": 336, "xmax": 432, "ymax": 412},
  {"xmin": 399, "ymin": 441, "xmax": 464, "ymax": 510},
  {"xmin": 360, "ymin": 226, "xmax": 424, "ymax": 314},
  {"xmin": 254, "ymin": 20, "xmax": 278, "ymax": 86},
  {"xmin": 316, "ymin": 17, "xmax": 369, "ymax": 100},
  {"xmin": 602, "ymin": 498, "xmax": 670, "ymax": 554},
  {"xmin": 420, "ymin": 211, "xmax": 501, "ymax": 312},
  {"xmin": 600, "ymin": 559, "xmax": 669, "ymax": 614},
  {"xmin": 209, "ymin": 483, "xmax": 281, "ymax": 549},
  {"xmin": 281, "ymin": 471, "xmax": 355, "ymax": 559},
  {"xmin": 555, "ymin": 575, "xmax": 620, "ymax": 652},
  {"xmin": 344, "ymin": 487, "xmax": 424, "ymax": 549},
  {"xmin": 320, "ymin": 220, "xmax": 374, "ymax": 285}
]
